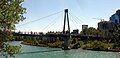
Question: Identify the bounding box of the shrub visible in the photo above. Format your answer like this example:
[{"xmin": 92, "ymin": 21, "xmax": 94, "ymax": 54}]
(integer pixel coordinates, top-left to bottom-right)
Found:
[
  {"xmin": 81, "ymin": 40, "xmax": 113, "ymax": 51},
  {"xmin": 47, "ymin": 41, "xmax": 63, "ymax": 48}
]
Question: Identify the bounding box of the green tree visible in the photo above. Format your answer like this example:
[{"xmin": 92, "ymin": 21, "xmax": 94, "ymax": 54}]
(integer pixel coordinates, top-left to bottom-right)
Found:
[
  {"xmin": 0, "ymin": 0, "xmax": 26, "ymax": 56},
  {"xmin": 110, "ymin": 24, "xmax": 120, "ymax": 46},
  {"xmin": 0, "ymin": 0, "xmax": 26, "ymax": 30},
  {"xmin": 80, "ymin": 27, "xmax": 98, "ymax": 35},
  {"xmin": 0, "ymin": 0, "xmax": 26, "ymax": 41}
]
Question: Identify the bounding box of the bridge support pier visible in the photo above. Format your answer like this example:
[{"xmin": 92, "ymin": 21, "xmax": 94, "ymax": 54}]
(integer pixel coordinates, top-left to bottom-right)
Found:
[
  {"xmin": 62, "ymin": 9, "xmax": 71, "ymax": 50},
  {"xmin": 62, "ymin": 36, "xmax": 70, "ymax": 50}
]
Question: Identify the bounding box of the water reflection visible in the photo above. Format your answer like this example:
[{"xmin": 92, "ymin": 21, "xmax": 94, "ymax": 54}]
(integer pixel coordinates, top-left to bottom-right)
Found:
[
  {"xmin": 5, "ymin": 41, "xmax": 120, "ymax": 58},
  {"xmin": 17, "ymin": 49, "xmax": 62, "ymax": 54}
]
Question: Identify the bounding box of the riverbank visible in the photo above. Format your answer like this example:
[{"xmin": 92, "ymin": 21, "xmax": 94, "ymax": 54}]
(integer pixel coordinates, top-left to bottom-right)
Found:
[
  {"xmin": 4, "ymin": 41, "xmax": 120, "ymax": 58},
  {"xmin": 21, "ymin": 40, "xmax": 120, "ymax": 52}
]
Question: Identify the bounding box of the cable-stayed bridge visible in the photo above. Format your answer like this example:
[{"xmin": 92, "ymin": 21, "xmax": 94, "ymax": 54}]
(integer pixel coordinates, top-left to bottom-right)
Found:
[{"xmin": 13, "ymin": 9, "xmax": 102, "ymax": 50}]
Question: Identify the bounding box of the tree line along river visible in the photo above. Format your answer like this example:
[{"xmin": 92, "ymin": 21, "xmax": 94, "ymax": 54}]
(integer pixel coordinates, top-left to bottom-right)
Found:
[{"xmin": 1, "ymin": 41, "xmax": 120, "ymax": 58}]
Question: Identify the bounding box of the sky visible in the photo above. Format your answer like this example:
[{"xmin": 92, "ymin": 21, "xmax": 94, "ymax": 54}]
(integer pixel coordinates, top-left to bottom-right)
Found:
[{"xmin": 15, "ymin": 0, "xmax": 120, "ymax": 33}]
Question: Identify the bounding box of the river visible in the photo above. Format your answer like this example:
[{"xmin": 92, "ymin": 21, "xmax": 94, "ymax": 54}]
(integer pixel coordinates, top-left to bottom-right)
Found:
[{"xmin": 2, "ymin": 41, "xmax": 120, "ymax": 58}]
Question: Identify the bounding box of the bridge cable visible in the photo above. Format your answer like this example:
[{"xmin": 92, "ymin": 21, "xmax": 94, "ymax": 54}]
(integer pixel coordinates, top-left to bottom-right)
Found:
[
  {"xmin": 69, "ymin": 15, "xmax": 78, "ymax": 29},
  {"xmin": 41, "ymin": 12, "xmax": 64, "ymax": 32},
  {"xmin": 17, "ymin": 10, "xmax": 63, "ymax": 27},
  {"xmin": 34, "ymin": 16, "xmax": 59, "ymax": 46},
  {"xmin": 43, "ymin": 19, "xmax": 57, "ymax": 32},
  {"xmin": 50, "ymin": 13, "xmax": 63, "ymax": 32},
  {"xmin": 69, "ymin": 12, "xmax": 84, "ymax": 24},
  {"xmin": 73, "ymin": 0, "xmax": 89, "ymax": 24},
  {"xmin": 41, "ymin": 15, "xmax": 59, "ymax": 32},
  {"xmin": 69, "ymin": 13, "xmax": 82, "ymax": 27}
]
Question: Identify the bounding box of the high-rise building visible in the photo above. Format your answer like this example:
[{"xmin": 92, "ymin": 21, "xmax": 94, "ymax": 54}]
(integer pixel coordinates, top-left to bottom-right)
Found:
[
  {"xmin": 98, "ymin": 21, "xmax": 115, "ymax": 30},
  {"xmin": 110, "ymin": 9, "xmax": 120, "ymax": 24}
]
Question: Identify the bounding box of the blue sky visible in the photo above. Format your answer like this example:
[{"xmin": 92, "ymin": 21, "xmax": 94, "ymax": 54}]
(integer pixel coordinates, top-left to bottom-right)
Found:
[{"xmin": 16, "ymin": 0, "xmax": 120, "ymax": 33}]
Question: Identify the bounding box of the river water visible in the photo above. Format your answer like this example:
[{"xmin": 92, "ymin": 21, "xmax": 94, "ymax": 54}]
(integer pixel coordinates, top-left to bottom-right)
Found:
[{"xmin": 3, "ymin": 41, "xmax": 120, "ymax": 58}]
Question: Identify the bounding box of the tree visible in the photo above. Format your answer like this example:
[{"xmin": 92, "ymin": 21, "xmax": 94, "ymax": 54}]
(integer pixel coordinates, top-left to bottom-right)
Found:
[
  {"xmin": 0, "ymin": 0, "xmax": 26, "ymax": 41},
  {"xmin": 110, "ymin": 24, "xmax": 120, "ymax": 46},
  {"xmin": 80, "ymin": 27, "xmax": 98, "ymax": 35},
  {"xmin": 0, "ymin": 0, "xmax": 26, "ymax": 30},
  {"xmin": 0, "ymin": 0, "xmax": 25, "ymax": 57}
]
